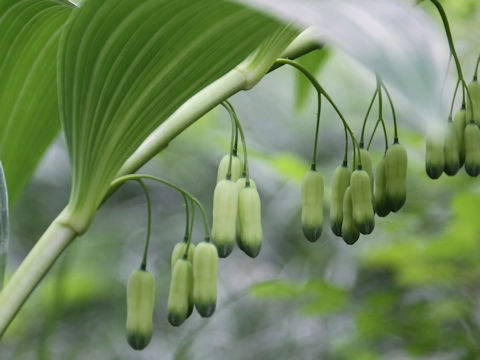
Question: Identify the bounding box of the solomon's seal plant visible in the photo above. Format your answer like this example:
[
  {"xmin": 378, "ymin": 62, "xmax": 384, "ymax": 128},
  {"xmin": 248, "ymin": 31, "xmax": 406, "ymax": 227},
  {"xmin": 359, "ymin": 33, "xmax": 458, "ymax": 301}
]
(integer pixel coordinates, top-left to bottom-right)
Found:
[{"xmin": 0, "ymin": 0, "xmax": 471, "ymax": 352}]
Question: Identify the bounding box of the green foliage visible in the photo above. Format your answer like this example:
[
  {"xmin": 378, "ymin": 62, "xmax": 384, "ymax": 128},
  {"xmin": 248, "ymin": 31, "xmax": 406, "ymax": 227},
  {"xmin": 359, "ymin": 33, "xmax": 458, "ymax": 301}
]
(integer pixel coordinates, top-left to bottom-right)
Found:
[
  {"xmin": 268, "ymin": 153, "xmax": 308, "ymax": 182},
  {"xmin": 1, "ymin": 0, "xmax": 479, "ymax": 358},
  {"xmin": 58, "ymin": 0, "xmax": 284, "ymax": 227},
  {"xmin": 0, "ymin": 0, "xmax": 73, "ymax": 203},
  {"xmin": 250, "ymin": 280, "xmax": 348, "ymax": 315}
]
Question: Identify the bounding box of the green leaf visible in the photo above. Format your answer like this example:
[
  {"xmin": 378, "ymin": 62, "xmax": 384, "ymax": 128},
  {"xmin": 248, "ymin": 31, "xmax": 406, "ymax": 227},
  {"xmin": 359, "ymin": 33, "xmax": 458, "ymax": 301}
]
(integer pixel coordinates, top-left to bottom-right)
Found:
[
  {"xmin": 295, "ymin": 48, "xmax": 330, "ymax": 110},
  {"xmin": 0, "ymin": 0, "xmax": 73, "ymax": 203},
  {"xmin": 250, "ymin": 280, "xmax": 302, "ymax": 299},
  {"xmin": 243, "ymin": 0, "xmax": 449, "ymax": 130},
  {"xmin": 58, "ymin": 0, "xmax": 284, "ymax": 229},
  {"xmin": 250, "ymin": 279, "xmax": 348, "ymax": 315},
  {"xmin": 269, "ymin": 152, "xmax": 309, "ymax": 182},
  {"xmin": 0, "ymin": 161, "xmax": 8, "ymax": 290},
  {"xmin": 300, "ymin": 280, "xmax": 348, "ymax": 315}
]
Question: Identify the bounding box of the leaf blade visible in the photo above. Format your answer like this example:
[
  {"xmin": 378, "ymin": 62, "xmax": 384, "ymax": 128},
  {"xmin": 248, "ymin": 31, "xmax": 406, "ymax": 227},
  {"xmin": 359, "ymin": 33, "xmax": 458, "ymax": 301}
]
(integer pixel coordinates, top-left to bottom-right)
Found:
[
  {"xmin": 241, "ymin": 0, "xmax": 449, "ymax": 130},
  {"xmin": 0, "ymin": 0, "xmax": 73, "ymax": 203},
  {"xmin": 58, "ymin": 0, "xmax": 284, "ymax": 227}
]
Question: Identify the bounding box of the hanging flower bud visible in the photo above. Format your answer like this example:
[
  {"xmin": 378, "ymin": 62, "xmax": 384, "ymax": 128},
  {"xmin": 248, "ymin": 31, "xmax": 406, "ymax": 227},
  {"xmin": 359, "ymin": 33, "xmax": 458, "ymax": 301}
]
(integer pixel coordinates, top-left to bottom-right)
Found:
[
  {"xmin": 237, "ymin": 184, "xmax": 263, "ymax": 258},
  {"xmin": 374, "ymin": 157, "xmax": 390, "ymax": 217},
  {"xmin": 425, "ymin": 135, "xmax": 444, "ymax": 179},
  {"xmin": 125, "ymin": 269, "xmax": 155, "ymax": 350},
  {"xmin": 443, "ymin": 121, "xmax": 460, "ymax": 176},
  {"xmin": 211, "ymin": 179, "xmax": 238, "ymax": 257},
  {"xmin": 464, "ymin": 123, "xmax": 480, "ymax": 177},
  {"xmin": 167, "ymin": 259, "xmax": 193, "ymax": 326},
  {"xmin": 384, "ymin": 143, "xmax": 408, "ymax": 212},
  {"xmin": 193, "ymin": 242, "xmax": 218, "ymax": 317},
  {"xmin": 466, "ymin": 80, "xmax": 480, "ymax": 126},
  {"xmin": 330, "ymin": 164, "xmax": 352, "ymax": 236},
  {"xmin": 301, "ymin": 169, "xmax": 324, "ymax": 242},
  {"xmin": 341, "ymin": 186, "xmax": 359, "ymax": 245},
  {"xmin": 453, "ymin": 108, "xmax": 467, "ymax": 166},
  {"xmin": 350, "ymin": 170, "xmax": 375, "ymax": 234}
]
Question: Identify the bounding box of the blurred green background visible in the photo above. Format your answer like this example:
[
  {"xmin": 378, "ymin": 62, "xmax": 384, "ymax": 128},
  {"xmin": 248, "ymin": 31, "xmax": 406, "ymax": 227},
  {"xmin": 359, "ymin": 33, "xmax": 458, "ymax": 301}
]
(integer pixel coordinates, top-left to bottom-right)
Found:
[{"xmin": 3, "ymin": 1, "xmax": 480, "ymax": 359}]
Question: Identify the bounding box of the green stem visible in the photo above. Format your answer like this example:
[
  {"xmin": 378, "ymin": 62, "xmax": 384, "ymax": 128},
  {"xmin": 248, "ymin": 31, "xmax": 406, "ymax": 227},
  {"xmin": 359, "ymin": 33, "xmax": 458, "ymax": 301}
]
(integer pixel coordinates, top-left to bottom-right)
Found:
[
  {"xmin": 367, "ymin": 87, "xmax": 389, "ymax": 152},
  {"xmin": 110, "ymin": 174, "xmax": 210, "ymax": 240},
  {"xmin": 182, "ymin": 194, "xmax": 189, "ymax": 242},
  {"xmin": 311, "ymin": 92, "xmax": 322, "ymax": 169},
  {"xmin": 449, "ymin": 79, "xmax": 462, "ymax": 119},
  {"xmin": 427, "ymin": 0, "xmax": 474, "ymax": 121},
  {"xmin": 379, "ymin": 81, "xmax": 399, "ymax": 142},
  {"xmin": 274, "ymin": 58, "xmax": 359, "ymax": 166},
  {"xmin": 0, "ymin": 210, "xmax": 77, "ymax": 337},
  {"xmin": 222, "ymin": 101, "xmax": 250, "ymax": 183},
  {"xmin": 475, "ymin": 54, "xmax": 480, "ymax": 81},
  {"xmin": 274, "ymin": 54, "xmax": 325, "ymax": 169},
  {"xmin": 225, "ymin": 103, "xmax": 237, "ymax": 180},
  {"xmin": 360, "ymin": 89, "xmax": 378, "ymax": 147},
  {"xmin": 119, "ymin": 31, "xmax": 321, "ymax": 178},
  {"xmin": 378, "ymin": 85, "xmax": 384, "ymax": 145},
  {"xmin": 233, "ymin": 123, "xmax": 239, "ymax": 156},
  {"xmin": 184, "ymin": 198, "xmax": 195, "ymax": 258},
  {"xmin": 343, "ymin": 125, "xmax": 349, "ymax": 165},
  {"xmin": 137, "ymin": 180, "xmax": 152, "ymax": 271},
  {"xmin": 366, "ymin": 119, "xmax": 380, "ymax": 151},
  {"xmin": 280, "ymin": 57, "xmax": 324, "ymax": 169},
  {"xmin": 380, "ymin": 116, "xmax": 389, "ymax": 153},
  {"xmin": 367, "ymin": 117, "xmax": 389, "ymax": 153},
  {"xmin": 428, "ymin": 0, "xmax": 464, "ymax": 82}
]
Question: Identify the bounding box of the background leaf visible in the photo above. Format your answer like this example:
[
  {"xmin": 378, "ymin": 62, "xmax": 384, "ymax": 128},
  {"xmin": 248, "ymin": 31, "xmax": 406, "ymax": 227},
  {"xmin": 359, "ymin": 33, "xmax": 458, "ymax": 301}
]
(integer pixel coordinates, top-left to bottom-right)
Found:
[
  {"xmin": 0, "ymin": 0, "xmax": 73, "ymax": 204},
  {"xmin": 250, "ymin": 280, "xmax": 348, "ymax": 315},
  {"xmin": 58, "ymin": 0, "xmax": 285, "ymax": 223},
  {"xmin": 241, "ymin": 0, "xmax": 449, "ymax": 132}
]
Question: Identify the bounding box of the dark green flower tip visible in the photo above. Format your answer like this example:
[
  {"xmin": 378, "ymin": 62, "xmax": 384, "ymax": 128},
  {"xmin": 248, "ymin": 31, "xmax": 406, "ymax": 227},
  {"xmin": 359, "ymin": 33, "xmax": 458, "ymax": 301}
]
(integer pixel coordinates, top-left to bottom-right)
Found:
[
  {"xmin": 388, "ymin": 196, "xmax": 406, "ymax": 213},
  {"xmin": 236, "ymin": 236, "xmax": 245, "ymax": 252},
  {"xmin": 426, "ymin": 165, "xmax": 443, "ymax": 179},
  {"xmin": 187, "ymin": 303, "xmax": 194, "ymax": 318},
  {"xmin": 215, "ymin": 242, "xmax": 234, "ymax": 258},
  {"xmin": 302, "ymin": 226, "xmax": 322, "ymax": 243},
  {"xmin": 241, "ymin": 242, "xmax": 261, "ymax": 258},
  {"xmin": 195, "ymin": 302, "xmax": 216, "ymax": 318},
  {"xmin": 342, "ymin": 231, "xmax": 359, "ymax": 245},
  {"xmin": 126, "ymin": 333, "xmax": 151, "ymax": 351},
  {"xmin": 375, "ymin": 203, "xmax": 390, "ymax": 218},
  {"xmin": 330, "ymin": 221, "xmax": 342, "ymax": 237},
  {"xmin": 465, "ymin": 164, "xmax": 480, "ymax": 177},
  {"xmin": 356, "ymin": 219, "xmax": 374, "ymax": 235},
  {"xmin": 168, "ymin": 312, "xmax": 186, "ymax": 327},
  {"xmin": 444, "ymin": 162, "xmax": 460, "ymax": 176}
]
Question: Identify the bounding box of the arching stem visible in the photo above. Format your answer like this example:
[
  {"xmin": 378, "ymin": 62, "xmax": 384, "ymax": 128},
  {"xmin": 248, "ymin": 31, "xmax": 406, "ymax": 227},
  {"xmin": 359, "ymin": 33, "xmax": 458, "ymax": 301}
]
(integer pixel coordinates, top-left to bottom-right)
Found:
[
  {"xmin": 110, "ymin": 175, "xmax": 210, "ymax": 241},
  {"xmin": 222, "ymin": 101, "xmax": 251, "ymax": 185},
  {"xmin": 182, "ymin": 194, "xmax": 190, "ymax": 242},
  {"xmin": 425, "ymin": 0, "xmax": 474, "ymax": 120},
  {"xmin": 360, "ymin": 89, "xmax": 379, "ymax": 147},
  {"xmin": 184, "ymin": 198, "xmax": 195, "ymax": 258},
  {"xmin": 275, "ymin": 58, "xmax": 360, "ymax": 167},
  {"xmin": 137, "ymin": 180, "xmax": 152, "ymax": 271}
]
